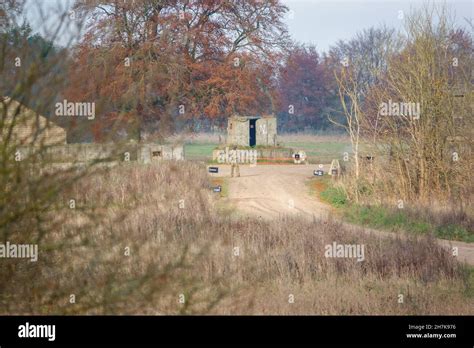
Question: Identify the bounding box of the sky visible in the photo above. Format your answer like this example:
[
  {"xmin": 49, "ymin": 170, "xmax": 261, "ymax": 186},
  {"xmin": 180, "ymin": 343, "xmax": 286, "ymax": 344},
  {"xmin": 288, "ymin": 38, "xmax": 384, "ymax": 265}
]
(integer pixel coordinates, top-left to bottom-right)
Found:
[
  {"xmin": 24, "ymin": 0, "xmax": 473, "ymax": 51},
  {"xmin": 282, "ymin": 0, "xmax": 473, "ymax": 52}
]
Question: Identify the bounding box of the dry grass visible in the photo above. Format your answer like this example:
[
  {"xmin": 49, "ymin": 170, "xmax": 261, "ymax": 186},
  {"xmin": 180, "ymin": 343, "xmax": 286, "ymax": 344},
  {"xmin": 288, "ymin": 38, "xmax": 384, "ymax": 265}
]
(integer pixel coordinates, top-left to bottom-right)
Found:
[{"xmin": 1, "ymin": 161, "xmax": 472, "ymax": 315}]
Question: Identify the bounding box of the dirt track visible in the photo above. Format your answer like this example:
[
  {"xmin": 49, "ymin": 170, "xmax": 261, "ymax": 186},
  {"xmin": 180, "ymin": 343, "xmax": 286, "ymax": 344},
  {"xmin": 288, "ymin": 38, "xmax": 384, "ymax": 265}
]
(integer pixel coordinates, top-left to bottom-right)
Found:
[
  {"xmin": 214, "ymin": 164, "xmax": 330, "ymax": 220},
  {"xmin": 212, "ymin": 164, "xmax": 474, "ymax": 266}
]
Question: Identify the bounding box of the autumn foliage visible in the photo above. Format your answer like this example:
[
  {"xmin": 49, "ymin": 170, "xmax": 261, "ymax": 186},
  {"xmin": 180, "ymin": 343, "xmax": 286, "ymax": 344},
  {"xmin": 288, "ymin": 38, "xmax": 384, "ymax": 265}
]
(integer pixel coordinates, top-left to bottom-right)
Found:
[{"xmin": 65, "ymin": 0, "xmax": 290, "ymax": 141}]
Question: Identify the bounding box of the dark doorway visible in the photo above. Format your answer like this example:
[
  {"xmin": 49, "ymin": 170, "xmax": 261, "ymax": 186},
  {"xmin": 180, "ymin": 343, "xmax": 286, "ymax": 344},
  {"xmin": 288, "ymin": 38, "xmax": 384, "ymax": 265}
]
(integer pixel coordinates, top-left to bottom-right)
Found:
[{"xmin": 249, "ymin": 119, "xmax": 256, "ymax": 147}]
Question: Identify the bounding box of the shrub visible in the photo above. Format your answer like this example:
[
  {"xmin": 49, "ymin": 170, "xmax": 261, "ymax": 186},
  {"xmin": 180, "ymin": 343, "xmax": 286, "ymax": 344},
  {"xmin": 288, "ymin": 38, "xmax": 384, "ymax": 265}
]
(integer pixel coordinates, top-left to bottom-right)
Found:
[{"xmin": 320, "ymin": 186, "xmax": 347, "ymax": 207}]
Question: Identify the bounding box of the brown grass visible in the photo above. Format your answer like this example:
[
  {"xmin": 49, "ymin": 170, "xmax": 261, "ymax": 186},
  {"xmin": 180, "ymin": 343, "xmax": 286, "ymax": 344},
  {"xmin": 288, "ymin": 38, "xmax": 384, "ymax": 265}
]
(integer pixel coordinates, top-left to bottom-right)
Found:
[{"xmin": 1, "ymin": 161, "xmax": 472, "ymax": 315}]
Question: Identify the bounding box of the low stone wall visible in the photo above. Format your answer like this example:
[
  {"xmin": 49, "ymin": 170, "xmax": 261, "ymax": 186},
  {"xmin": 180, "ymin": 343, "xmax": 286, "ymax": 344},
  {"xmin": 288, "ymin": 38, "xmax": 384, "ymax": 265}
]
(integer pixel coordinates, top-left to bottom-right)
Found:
[
  {"xmin": 258, "ymin": 148, "xmax": 293, "ymax": 160},
  {"xmin": 139, "ymin": 144, "xmax": 184, "ymax": 163},
  {"xmin": 212, "ymin": 147, "xmax": 294, "ymax": 162},
  {"xmin": 16, "ymin": 143, "xmax": 184, "ymax": 164}
]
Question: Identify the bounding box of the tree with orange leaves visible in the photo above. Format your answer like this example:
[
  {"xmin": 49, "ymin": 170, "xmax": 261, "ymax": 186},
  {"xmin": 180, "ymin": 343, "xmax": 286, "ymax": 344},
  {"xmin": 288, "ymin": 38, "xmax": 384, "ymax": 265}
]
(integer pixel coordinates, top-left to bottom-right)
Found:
[{"xmin": 65, "ymin": 0, "xmax": 290, "ymax": 141}]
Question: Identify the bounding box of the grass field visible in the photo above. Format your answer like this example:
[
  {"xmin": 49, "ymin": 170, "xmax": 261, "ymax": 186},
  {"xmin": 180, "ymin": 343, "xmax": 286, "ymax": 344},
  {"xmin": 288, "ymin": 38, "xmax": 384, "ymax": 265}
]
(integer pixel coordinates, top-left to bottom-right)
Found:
[
  {"xmin": 185, "ymin": 143, "xmax": 218, "ymax": 161},
  {"xmin": 281, "ymin": 141, "xmax": 352, "ymax": 163},
  {"xmin": 184, "ymin": 133, "xmax": 353, "ymax": 163},
  {"xmin": 4, "ymin": 160, "xmax": 472, "ymax": 315}
]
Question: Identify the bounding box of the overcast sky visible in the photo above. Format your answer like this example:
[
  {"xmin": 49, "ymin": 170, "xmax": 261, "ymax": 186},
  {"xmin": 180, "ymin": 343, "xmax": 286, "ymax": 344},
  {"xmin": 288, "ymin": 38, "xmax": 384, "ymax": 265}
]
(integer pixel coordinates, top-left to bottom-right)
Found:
[
  {"xmin": 281, "ymin": 0, "xmax": 473, "ymax": 51},
  {"xmin": 25, "ymin": 0, "xmax": 473, "ymax": 52}
]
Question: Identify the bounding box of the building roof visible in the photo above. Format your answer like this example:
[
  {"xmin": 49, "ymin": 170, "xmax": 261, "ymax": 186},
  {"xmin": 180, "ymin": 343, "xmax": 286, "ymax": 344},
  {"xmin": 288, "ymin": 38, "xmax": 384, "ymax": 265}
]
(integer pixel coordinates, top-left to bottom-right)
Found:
[
  {"xmin": 1, "ymin": 97, "xmax": 66, "ymax": 146},
  {"xmin": 229, "ymin": 114, "xmax": 275, "ymax": 121}
]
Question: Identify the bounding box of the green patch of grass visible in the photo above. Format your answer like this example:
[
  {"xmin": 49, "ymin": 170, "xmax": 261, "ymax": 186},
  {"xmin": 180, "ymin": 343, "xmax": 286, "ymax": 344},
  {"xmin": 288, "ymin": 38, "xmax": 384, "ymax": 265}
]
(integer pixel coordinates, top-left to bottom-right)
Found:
[
  {"xmin": 283, "ymin": 141, "xmax": 351, "ymax": 155},
  {"xmin": 345, "ymin": 205, "xmax": 431, "ymax": 235},
  {"xmin": 318, "ymin": 181, "xmax": 472, "ymax": 243},
  {"xmin": 185, "ymin": 143, "xmax": 218, "ymax": 160},
  {"xmin": 434, "ymin": 225, "xmax": 474, "ymax": 243},
  {"xmin": 283, "ymin": 141, "xmax": 351, "ymax": 162},
  {"xmin": 344, "ymin": 204, "xmax": 472, "ymax": 242},
  {"xmin": 186, "ymin": 140, "xmax": 355, "ymax": 163},
  {"xmin": 320, "ymin": 186, "xmax": 348, "ymax": 208},
  {"xmin": 462, "ymin": 267, "xmax": 474, "ymax": 298}
]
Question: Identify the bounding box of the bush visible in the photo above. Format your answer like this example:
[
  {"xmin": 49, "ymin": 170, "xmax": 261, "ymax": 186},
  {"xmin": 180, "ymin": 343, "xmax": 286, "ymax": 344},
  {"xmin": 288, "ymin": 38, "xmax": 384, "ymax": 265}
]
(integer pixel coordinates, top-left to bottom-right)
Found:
[
  {"xmin": 435, "ymin": 225, "xmax": 474, "ymax": 243},
  {"xmin": 320, "ymin": 186, "xmax": 347, "ymax": 207}
]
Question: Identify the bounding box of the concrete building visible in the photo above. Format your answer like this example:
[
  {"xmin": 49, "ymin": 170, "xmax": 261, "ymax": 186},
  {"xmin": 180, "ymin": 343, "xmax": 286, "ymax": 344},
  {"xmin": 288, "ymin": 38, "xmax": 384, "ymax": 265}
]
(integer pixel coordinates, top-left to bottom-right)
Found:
[
  {"xmin": 1, "ymin": 98, "xmax": 186, "ymax": 165},
  {"xmin": 139, "ymin": 144, "xmax": 184, "ymax": 163},
  {"xmin": 227, "ymin": 115, "xmax": 277, "ymax": 147},
  {"xmin": 1, "ymin": 97, "xmax": 66, "ymax": 146}
]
